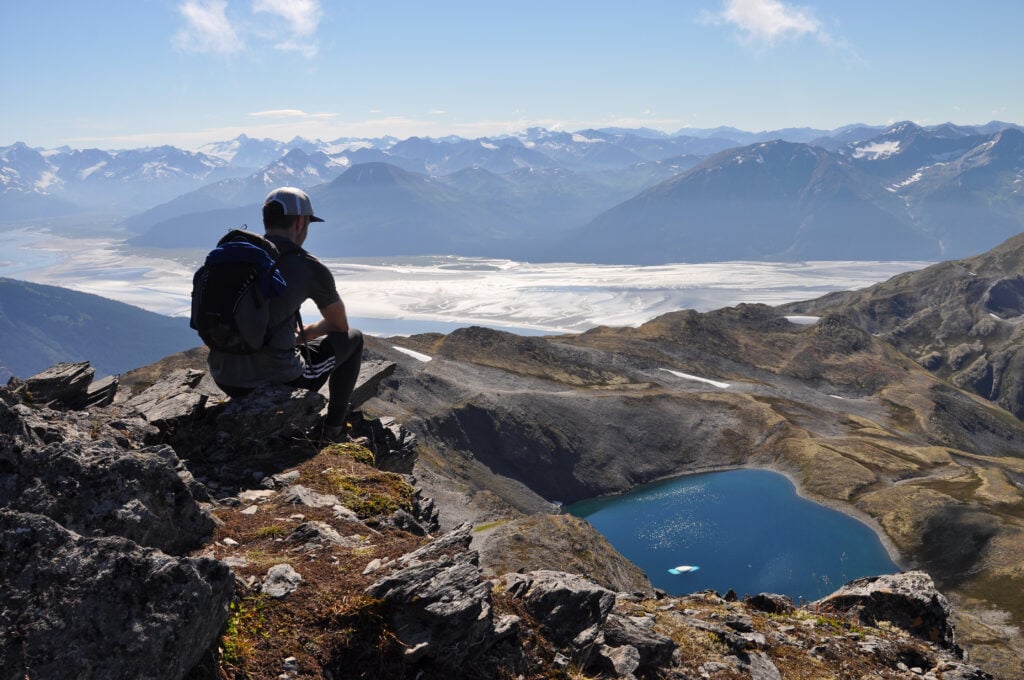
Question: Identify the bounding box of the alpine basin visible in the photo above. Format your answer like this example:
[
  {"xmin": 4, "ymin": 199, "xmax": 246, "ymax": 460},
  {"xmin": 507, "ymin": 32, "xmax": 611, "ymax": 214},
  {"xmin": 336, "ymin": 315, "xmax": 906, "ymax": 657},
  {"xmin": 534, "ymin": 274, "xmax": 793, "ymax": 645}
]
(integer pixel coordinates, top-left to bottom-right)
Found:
[{"xmin": 566, "ymin": 468, "xmax": 899, "ymax": 601}]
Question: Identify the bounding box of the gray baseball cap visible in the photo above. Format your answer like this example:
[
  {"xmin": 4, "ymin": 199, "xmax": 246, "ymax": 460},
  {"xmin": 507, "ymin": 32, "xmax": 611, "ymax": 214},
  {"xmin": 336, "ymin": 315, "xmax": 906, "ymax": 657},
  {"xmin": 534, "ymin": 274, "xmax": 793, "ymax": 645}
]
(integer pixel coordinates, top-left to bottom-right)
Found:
[{"xmin": 263, "ymin": 187, "xmax": 324, "ymax": 222}]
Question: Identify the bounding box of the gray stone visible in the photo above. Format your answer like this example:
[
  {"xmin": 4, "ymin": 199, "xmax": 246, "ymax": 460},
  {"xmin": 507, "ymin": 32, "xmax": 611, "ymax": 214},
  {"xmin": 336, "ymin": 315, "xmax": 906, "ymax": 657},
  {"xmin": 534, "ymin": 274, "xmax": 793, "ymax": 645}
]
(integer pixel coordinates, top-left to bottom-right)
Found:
[
  {"xmin": 333, "ymin": 504, "xmax": 361, "ymax": 522},
  {"xmin": 367, "ymin": 414, "xmax": 418, "ymax": 474},
  {"xmin": 502, "ymin": 570, "xmax": 616, "ymax": 649},
  {"xmin": 381, "ymin": 508, "xmax": 428, "ymax": 535},
  {"xmin": 934, "ymin": 661, "xmax": 993, "ymax": 680},
  {"xmin": 814, "ymin": 571, "xmax": 960, "ymax": 653},
  {"xmin": 262, "ymin": 563, "xmax": 304, "ymax": 598},
  {"xmin": 0, "ymin": 510, "xmax": 233, "ymax": 680},
  {"xmin": 366, "ymin": 526, "xmax": 498, "ymax": 669},
  {"xmin": 125, "ymin": 368, "xmax": 207, "ymax": 426},
  {"xmin": 0, "ymin": 438, "xmax": 215, "ymax": 555},
  {"xmin": 601, "ymin": 612, "xmax": 677, "ymax": 670},
  {"xmin": 349, "ymin": 360, "xmax": 397, "ymax": 409},
  {"xmin": 283, "ymin": 484, "xmax": 340, "ymax": 508},
  {"xmin": 19, "ymin": 361, "xmax": 95, "ymax": 409},
  {"xmin": 287, "ymin": 520, "xmax": 361, "ymax": 548},
  {"xmin": 239, "ymin": 489, "xmax": 276, "ymax": 503},
  {"xmin": 745, "ymin": 592, "xmax": 795, "ymax": 614},
  {"xmin": 85, "ymin": 374, "xmax": 119, "ymax": 408},
  {"xmin": 397, "ymin": 521, "xmax": 472, "ymax": 567},
  {"xmin": 748, "ymin": 651, "xmax": 783, "ymax": 680},
  {"xmin": 216, "ymin": 384, "xmax": 324, "ymax": 443},
  {"xmin": 593, "ymin": 643, "xmax": 640, "ymax": 678},
  {"xmin": 269, "ymin": 470, "xmax": 301, "ymax": 488}
]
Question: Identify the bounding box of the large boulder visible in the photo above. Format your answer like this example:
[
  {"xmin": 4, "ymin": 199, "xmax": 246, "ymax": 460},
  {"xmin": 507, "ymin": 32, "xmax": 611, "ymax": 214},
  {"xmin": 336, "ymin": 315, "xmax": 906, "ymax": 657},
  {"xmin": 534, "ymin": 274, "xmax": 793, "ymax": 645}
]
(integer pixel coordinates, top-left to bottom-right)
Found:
[
  {"xmin": 814, "ymin": 571, "xmax": 960, "ymax": 653},
  {"xmin": 0, "ymin": 405, "xmax": 215, "ymax": 554},
  {"xmin": 14, "ymin": 361, "xmax": 95, "ymax": 409},
  {"xmin": 0, "ymin": 510, "xmax": 233, "ymax": 680},
  {"xmin": 501, "ymin": 570, "xmax": 616, "ymax": 649},
  {"xmin": 214, "ymin": 384, "xmax": 325, "ymax": 444},
  {"xmin": 365, "ymin": 524, "xmax": 509, "ymax": 666},
  {"xmin": 124, "ymin": 368, "xmax": 208, "ymax": 426}
]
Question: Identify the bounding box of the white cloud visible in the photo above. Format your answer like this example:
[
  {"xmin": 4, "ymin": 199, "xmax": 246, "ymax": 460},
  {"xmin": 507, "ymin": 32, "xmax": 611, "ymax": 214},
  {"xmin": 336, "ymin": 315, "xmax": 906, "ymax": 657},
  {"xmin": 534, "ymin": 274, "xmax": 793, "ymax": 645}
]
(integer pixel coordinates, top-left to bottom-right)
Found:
[
  {"xmin": 248, "ymin": 109, "xmax": 335, "ymax": 120},
  {"xmin": 253, "ymin": 0, "xmax": 322, "ymax": 57},
  {"xmin": 173, "ymin": 0, "xmax": 243, "ymax": 54},
  {"xmin": 709, "ymin": 0, "xmax": 836, "ymax": 47}
]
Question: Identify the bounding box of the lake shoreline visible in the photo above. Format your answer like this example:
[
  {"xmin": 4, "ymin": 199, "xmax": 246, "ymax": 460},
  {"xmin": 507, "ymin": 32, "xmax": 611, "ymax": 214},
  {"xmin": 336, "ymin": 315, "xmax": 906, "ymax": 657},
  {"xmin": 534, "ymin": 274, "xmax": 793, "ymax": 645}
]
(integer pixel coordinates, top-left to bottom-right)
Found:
[{"xmin": 603, "ymin": 460, "xmax": 908, "ymax": 579}]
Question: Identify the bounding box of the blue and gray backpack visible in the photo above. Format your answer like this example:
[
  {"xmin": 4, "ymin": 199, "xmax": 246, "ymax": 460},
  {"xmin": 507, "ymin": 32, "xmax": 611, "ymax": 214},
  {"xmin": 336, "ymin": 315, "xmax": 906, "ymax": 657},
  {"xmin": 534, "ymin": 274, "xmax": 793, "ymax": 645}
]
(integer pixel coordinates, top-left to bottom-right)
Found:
[{"xmin": 190, "ymin": 229, "xmax": 293, "ymax": 354}]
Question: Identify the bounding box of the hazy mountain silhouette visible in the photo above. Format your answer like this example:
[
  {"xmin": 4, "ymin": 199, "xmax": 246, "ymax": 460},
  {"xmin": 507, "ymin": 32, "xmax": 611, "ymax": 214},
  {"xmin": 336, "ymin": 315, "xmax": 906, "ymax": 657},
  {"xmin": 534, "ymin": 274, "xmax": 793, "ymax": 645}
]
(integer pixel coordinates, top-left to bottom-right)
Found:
[
  {"xmin": 0, "ymin": 277, "xmax": 197, "ymax": 381},
  {"xmin": 562, "ymin": 140, "xmax": 940, "ymax": 264}
]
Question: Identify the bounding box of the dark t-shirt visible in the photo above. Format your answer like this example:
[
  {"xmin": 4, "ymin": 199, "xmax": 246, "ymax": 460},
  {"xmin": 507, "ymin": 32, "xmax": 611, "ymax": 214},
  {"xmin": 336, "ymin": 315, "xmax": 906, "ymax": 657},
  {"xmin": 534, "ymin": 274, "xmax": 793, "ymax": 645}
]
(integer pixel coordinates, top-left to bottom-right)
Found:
[{"xmin": 207, "ymin": 234, "xmax": 341, "ymax": 388}]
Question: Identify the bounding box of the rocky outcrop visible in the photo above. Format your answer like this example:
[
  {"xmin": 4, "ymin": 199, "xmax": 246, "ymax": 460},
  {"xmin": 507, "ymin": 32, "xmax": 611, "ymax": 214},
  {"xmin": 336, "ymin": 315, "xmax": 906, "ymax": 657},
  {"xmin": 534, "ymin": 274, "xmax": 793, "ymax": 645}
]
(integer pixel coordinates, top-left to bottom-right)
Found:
[
  {"xmin": 366, "ymin": 524, "xmax": 513, "ymax": 666},
  {"xmin": 477, "ymin": 514, "xmax": 654, "ymax": 596},
  {"xmin": 814, "ymin": 572, "xmax": 960, "ymax": 653},
  {"xmin": 0, "ymin": 357, "xmax": 404, "ymax": 680},
  {"xmin": 0, "ymin": 510, "xmax": 232, "ymax": 680},
  {"xmin": 1, "ymin": 434, "xmax": 215, "ymax": 554},
  {"xmin": 503, "ymin": 570, "xmax": 617, "ymax": 649}
]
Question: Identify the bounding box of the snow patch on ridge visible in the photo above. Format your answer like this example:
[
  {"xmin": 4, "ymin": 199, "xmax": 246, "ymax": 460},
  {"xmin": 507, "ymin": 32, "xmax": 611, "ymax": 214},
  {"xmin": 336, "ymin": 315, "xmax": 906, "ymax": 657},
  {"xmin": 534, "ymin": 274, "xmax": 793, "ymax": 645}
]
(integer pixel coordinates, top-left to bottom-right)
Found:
[
  {"xmin": 853, "ymin": 140, "xmax": 901, "ymax": 160},
  {"xmin": 659, "ymin": 368, "xmax": 730, "ymax": 389},
  {"xmin": 392, "ymin": 346, "xmax": 432, "ymax": 362}
]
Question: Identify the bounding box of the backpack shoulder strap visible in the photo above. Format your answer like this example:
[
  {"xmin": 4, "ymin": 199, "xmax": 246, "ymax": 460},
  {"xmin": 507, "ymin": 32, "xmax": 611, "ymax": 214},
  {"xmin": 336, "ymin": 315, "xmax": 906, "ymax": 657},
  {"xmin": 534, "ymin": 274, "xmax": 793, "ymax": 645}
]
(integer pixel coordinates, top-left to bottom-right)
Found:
[{"xmin": 217, "ymin": 229, "xmax": 282, "ymax": 259}]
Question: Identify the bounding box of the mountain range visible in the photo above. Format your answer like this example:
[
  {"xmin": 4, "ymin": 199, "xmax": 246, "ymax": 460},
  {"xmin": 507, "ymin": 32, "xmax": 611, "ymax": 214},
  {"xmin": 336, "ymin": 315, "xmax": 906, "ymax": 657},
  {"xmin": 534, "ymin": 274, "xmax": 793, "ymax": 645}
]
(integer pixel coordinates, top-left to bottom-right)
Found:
[{"xmin": 2, "ymin": 121, "xmax": 1023, "ymax": 263}]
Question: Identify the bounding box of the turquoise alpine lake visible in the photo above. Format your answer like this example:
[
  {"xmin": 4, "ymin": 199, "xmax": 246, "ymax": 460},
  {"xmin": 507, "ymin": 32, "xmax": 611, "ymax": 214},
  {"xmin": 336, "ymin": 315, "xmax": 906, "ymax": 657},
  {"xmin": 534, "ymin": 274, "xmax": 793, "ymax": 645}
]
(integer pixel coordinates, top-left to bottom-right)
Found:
[{"xmin": 566, "ymin": 468, "xmax": 899, "ymax": 601}]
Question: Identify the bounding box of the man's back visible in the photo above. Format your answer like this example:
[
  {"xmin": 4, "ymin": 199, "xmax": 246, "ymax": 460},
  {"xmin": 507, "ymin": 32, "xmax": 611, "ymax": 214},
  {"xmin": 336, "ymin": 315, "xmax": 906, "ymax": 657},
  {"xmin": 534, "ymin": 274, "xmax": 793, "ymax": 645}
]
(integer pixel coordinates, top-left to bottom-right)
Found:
[{"xmin": 207, "ymin": 235, "xmax": 340, "ymax": 389}]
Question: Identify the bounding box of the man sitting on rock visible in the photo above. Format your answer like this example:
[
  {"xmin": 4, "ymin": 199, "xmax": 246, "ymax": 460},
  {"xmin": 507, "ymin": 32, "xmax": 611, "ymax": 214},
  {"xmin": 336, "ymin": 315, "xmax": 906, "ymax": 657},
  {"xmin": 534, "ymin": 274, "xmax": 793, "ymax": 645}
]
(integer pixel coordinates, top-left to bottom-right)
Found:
[{"xmin": 207, "ymin": 187, "xmax": 362, "ymax": 440}]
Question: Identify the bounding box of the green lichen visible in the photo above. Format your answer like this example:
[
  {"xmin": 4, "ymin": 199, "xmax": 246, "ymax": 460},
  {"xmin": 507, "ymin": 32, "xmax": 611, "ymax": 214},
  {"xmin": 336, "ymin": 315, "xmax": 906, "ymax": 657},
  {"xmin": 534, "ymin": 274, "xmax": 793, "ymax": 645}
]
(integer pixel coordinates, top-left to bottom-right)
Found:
[
  {"xmin": 324, "ymin": 470, "xmax": 414, "ymax": 518},
  {"xmin": 321, "ymin": 442, "xmax": 375, "ymax": 466}
]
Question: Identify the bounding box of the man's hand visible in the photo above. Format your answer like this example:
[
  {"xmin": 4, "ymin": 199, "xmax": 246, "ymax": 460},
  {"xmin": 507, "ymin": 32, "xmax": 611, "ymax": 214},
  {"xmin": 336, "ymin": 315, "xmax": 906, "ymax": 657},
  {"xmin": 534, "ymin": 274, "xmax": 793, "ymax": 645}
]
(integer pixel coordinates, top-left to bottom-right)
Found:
[{"xmin": 299, "ymin": 300, "xmax": 350, "ymax": 340}]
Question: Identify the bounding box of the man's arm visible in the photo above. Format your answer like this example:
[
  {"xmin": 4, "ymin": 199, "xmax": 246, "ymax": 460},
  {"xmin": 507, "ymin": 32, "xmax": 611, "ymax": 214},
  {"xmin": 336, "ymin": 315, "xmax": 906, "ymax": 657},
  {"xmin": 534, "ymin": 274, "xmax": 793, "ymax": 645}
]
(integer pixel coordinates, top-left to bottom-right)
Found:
[{"xmin": 300, "ymin": 300, "xmax": 349, "ymax": 340}]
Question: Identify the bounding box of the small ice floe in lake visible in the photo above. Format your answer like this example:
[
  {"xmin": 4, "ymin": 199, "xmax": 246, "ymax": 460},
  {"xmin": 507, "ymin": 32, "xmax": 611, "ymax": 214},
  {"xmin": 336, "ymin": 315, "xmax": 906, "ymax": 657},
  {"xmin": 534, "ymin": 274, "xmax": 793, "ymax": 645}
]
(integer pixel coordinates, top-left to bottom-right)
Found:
[
  {"xmin": 784, "ymin": 315, "xmax": 820, "ymax": 325},
  {"xmin": 659, "ymin": 368, "xmax": 730, "ymax": 389},
  {"xmin": 392, "ymin": 346, "xmax": 432, "ymax": 362},
  {"xmin": 668, "ymin": 565, "xmax": 700, "ymax": 575}
]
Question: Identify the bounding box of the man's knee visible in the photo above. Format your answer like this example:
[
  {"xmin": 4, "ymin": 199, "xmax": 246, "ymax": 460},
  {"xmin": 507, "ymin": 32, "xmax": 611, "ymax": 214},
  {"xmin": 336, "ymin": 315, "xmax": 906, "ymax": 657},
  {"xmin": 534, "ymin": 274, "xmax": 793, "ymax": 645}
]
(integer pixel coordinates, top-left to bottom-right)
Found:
[{"xmin": 327, "ymin": 328, "xmax": 363, "ymax": 359}]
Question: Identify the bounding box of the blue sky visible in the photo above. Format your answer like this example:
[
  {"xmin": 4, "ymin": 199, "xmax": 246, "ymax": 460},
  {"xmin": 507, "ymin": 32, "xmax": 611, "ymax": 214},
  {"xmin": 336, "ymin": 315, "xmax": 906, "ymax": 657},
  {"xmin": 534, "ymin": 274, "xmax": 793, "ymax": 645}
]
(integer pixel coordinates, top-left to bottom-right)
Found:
[{"xmin": 2, "ymin": 0, "xmax": 1022, "ymax": 150}]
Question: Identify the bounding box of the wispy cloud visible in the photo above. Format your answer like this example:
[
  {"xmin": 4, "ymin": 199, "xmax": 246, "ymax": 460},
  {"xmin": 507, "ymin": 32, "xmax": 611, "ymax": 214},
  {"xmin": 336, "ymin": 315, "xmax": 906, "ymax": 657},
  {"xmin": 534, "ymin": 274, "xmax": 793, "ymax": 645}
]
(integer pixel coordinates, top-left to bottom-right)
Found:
[
  {"xmin": 707, "ymin": 0, "xmax": 837, "ymax": 47},
  {"xmin": 173, "ymin": 0, "xmax": 322, "ymax": 58},
  {"xmin": 253, "ymin": 0, "xmax": 322, "ymax": 57},
  {"xmin": 248, "ymin": 109, "xmax": 335, "ymax": 120},
  {"xmin": 173, "ymin": 0, "xmax": 243, "ymax": 54}
]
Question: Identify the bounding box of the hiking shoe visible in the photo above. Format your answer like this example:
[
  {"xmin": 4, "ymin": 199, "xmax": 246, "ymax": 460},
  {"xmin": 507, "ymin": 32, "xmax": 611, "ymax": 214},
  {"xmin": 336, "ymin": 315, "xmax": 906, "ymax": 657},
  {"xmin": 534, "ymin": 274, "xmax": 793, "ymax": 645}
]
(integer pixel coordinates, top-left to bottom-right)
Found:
[{"xmin": 309, "ymin": 417, "xmax": 351, "ymax": 443}]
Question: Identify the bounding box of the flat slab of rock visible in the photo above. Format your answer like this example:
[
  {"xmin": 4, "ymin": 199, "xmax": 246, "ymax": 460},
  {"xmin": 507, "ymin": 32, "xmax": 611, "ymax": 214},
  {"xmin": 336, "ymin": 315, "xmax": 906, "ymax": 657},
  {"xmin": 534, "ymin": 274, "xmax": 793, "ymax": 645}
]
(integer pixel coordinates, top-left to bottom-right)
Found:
[
  {"xmin": 215, "ymin": 385, "xmax": 324, "ymax": 442},
  {"xmin": 125, "ymin": 369, "xmax": 207, "ymax": 426},
  {"xmin": 347, "ymin": 359, "xmax": 397, "ymax": 409},
  {"xmin": 20, "ymin": 361, "xmax": 95, "ymax": 409}
]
